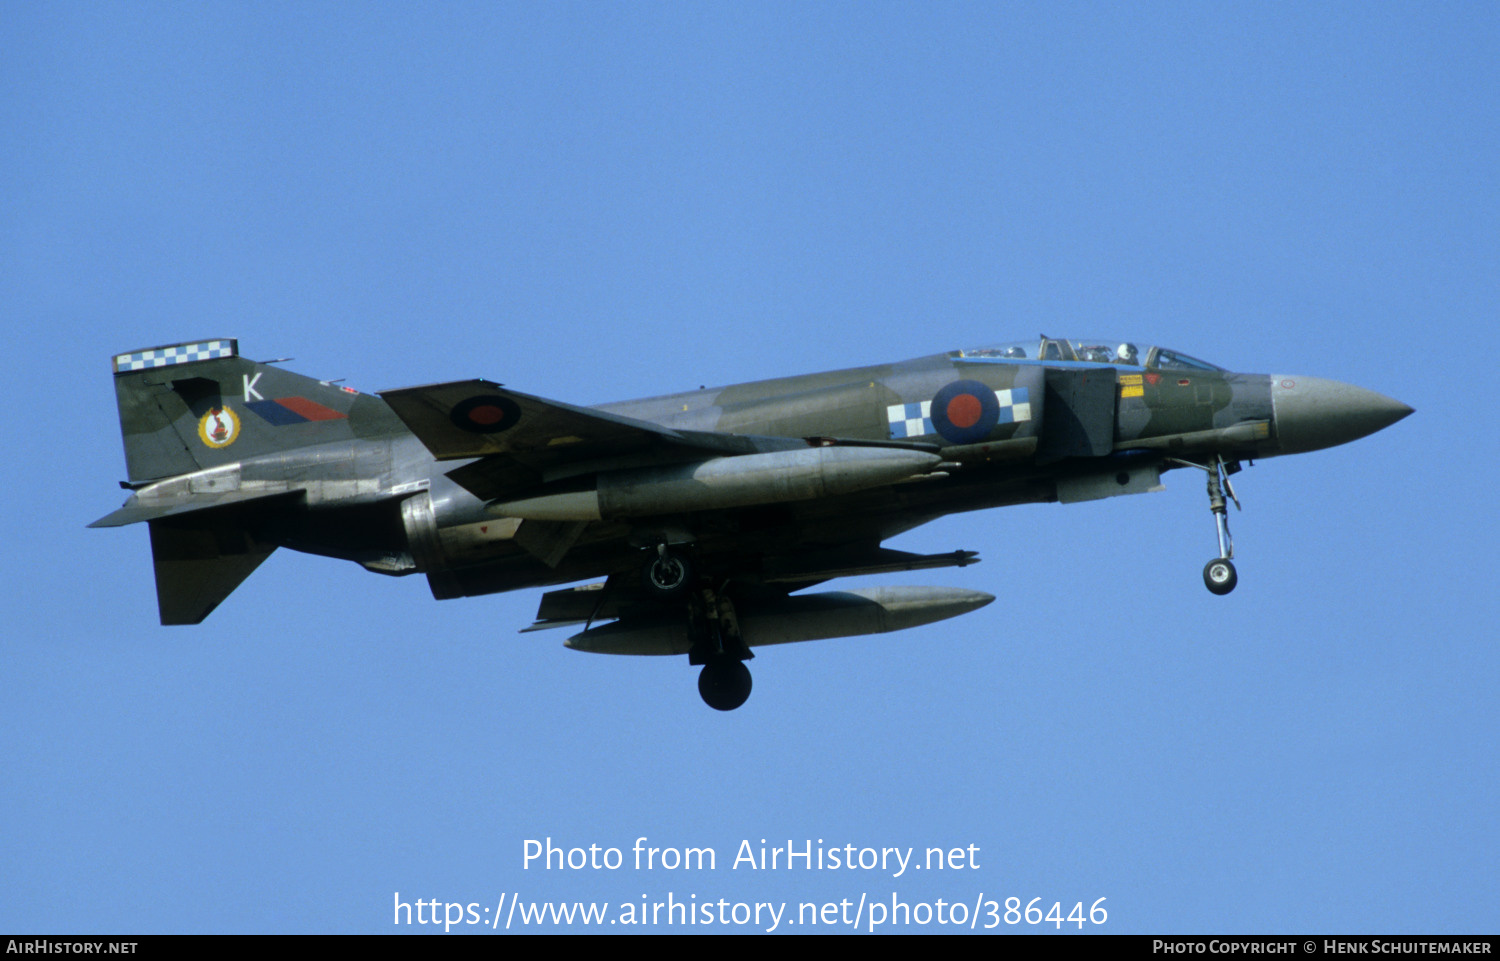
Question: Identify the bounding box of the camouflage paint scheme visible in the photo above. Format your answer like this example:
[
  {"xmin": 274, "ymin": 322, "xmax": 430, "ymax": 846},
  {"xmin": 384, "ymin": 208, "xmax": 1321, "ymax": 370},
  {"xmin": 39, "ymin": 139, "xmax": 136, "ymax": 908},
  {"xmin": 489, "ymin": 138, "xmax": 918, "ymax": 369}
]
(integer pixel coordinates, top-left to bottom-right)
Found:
[{"xmin": 94, "ymin": 337, "xmax": 1411, "ymax": 708}]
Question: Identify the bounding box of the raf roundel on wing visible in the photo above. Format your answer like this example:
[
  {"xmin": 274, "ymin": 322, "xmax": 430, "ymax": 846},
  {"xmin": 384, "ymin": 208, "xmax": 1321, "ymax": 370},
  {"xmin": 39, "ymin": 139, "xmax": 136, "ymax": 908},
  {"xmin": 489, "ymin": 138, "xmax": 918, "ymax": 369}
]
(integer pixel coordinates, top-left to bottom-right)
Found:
[{"xmin": 450, "ymin": 395, "xmax": 522, "ymax": 433}]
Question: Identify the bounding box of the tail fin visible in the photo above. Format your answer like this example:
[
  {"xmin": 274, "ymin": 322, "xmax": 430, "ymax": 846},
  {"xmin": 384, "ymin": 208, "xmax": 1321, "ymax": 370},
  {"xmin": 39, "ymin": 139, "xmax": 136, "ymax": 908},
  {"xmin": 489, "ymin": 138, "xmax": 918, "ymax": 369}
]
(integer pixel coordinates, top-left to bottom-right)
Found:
[
  {"xmin": 102, "ymin": 339, "xmax": 395, "ymax": 624},
  {"xmin": 110, "ymin": 338, "xmax": 371, "ymax": 482}
]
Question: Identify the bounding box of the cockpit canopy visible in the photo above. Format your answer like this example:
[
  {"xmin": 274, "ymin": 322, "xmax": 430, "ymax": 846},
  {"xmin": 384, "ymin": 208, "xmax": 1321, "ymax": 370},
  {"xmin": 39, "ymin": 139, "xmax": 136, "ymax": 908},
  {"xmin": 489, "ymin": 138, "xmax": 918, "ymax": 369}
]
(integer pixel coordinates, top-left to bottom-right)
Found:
[{"xmin": 956, "ymin": 337, "xmax": 1223, "ymax": 371}]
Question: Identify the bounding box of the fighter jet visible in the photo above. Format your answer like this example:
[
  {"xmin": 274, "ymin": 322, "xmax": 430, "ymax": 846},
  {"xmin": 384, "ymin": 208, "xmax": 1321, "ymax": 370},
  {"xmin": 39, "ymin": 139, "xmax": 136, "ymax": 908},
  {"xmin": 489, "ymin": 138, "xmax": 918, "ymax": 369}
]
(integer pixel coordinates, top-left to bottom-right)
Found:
[{"xmin": 92, "ymin": 336, "xmax": 1411, "ymax": 710}]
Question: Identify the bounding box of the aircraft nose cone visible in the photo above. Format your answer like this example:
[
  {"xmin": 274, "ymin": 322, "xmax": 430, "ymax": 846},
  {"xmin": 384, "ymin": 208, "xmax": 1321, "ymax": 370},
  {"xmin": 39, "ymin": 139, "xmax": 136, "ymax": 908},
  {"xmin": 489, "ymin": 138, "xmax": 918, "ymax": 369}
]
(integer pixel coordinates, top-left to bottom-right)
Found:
[{"xmin": 1271, "ymin": 375, "xmax": 1413, "ymax": 455}]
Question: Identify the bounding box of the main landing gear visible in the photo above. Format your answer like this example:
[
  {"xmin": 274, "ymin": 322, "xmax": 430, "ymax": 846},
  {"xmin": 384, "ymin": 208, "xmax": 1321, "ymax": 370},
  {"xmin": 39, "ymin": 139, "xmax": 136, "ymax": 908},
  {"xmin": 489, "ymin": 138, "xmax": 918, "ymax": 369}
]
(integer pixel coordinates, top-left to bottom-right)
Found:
[
  {"xmin": 687, "ymin": 582, "xmax": 753, "ymax": 711},
  {"xmin": 1172, "ymin": 455, "xmax": 1243, "ymax": 596},
  {"xmin": 640, "ymin": 544, "xmax": 754, "ymax": 711}
]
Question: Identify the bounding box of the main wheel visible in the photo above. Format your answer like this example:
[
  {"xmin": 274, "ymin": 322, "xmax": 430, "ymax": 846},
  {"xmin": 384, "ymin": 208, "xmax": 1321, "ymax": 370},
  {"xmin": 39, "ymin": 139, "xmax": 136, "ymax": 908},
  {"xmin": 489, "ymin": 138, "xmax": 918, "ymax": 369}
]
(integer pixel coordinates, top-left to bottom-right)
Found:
[
  {"xmin": 698, "ymin": 658, "xmax": 752, "ymax": 711},
  {"xmin": 643, "ymin": 550, "xmax": 692, "ymax": 599},
  {"xmin": 1203, "ymin": 557, "xmax": 1238, "ymax": 595}
]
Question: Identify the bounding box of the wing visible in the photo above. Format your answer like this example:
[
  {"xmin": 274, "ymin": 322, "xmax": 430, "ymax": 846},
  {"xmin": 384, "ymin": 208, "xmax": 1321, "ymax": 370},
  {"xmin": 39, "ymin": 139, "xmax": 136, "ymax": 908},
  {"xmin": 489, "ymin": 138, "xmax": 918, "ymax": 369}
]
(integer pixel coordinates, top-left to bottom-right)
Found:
[
  {"xmin": 378, "ymin": 379, "xmax": 695, "ymax": 462},
  {"xmin": 380, "ymin": 380, "xmax": 953, "ymax": 575},
  {"xmin": 379, "ymin": 379, "xmax": 809, "ymax": 501}
]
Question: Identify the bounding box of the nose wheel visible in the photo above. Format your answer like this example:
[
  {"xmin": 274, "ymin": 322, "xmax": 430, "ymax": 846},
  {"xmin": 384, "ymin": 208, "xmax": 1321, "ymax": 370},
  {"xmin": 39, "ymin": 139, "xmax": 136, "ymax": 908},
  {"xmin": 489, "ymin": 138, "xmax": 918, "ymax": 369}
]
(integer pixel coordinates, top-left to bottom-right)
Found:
[{"xmin": 1203, "ymin": 557, "xmax": 1238, "ymax": 595}]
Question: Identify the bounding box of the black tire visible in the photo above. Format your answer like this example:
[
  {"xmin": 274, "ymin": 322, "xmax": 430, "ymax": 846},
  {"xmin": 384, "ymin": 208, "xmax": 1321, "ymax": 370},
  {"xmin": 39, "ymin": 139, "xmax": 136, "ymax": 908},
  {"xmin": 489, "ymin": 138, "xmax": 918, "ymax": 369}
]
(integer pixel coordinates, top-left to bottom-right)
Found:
[
  {"xmin": 1203, "ymin": 558, "xmax": 1238, "ymax": 595},
  {"xmin": 698, "ymin": 659, "xmax": 752, "ymax": 711},
  {"xmin": 643, "ymin": 550, "xmax": 692, "ymax": 598}
]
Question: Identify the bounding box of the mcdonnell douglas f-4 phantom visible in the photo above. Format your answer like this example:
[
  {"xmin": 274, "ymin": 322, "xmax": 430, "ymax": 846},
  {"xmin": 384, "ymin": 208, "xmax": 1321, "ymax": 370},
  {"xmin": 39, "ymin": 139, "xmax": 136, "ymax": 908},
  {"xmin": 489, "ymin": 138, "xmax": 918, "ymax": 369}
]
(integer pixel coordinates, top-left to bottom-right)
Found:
[{"xmin": 94, "ymin": 336, "xmax": 1411, "ymax": 709}]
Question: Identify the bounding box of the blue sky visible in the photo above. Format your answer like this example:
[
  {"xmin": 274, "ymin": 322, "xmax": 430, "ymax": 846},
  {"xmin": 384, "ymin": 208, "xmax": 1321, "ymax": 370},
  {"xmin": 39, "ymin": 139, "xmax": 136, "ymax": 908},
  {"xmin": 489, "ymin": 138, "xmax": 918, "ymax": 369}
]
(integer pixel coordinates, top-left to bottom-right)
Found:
[{"xmin": 3, "ymin": 1, "xmax": 1496, "ymax": 934}]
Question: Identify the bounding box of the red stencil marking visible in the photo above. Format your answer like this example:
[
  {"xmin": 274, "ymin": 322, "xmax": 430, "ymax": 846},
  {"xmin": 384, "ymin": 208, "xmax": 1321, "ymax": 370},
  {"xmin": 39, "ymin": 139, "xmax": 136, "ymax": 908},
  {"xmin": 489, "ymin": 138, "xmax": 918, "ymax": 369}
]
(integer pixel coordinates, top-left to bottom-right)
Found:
[{"xmin": 275, "ymin": 397, "xmax": 347, "ymax": 421}]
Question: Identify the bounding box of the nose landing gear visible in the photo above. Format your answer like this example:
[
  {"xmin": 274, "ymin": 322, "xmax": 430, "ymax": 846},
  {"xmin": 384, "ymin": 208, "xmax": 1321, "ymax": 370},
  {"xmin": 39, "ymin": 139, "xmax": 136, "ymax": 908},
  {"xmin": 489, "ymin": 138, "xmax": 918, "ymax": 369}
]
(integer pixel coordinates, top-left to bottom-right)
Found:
[
  {"xmin": 1203, "ymin": 457, "xmax": 1240, "ymax": 595},
  {"xmin": 1172, "ymin": 455, "xmax": 1243, "ymax": 595}
]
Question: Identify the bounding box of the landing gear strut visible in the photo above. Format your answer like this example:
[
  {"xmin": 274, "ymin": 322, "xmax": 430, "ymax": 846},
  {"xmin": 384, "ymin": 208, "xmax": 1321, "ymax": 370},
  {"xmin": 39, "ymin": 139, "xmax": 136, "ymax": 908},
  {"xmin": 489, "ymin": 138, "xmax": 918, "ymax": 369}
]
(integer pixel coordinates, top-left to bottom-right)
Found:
[
  {"xmin": 1203, "ymin": 456, "xmax": 1239, "ymax": 595},
  {"xmin": 1172, "ymin": 455, "xmax": 1242, "ymax": 595}
]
